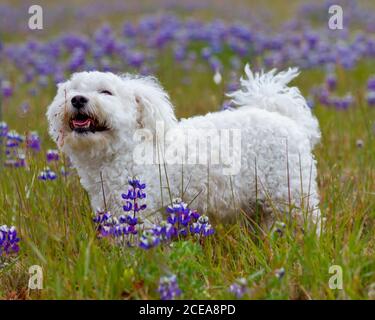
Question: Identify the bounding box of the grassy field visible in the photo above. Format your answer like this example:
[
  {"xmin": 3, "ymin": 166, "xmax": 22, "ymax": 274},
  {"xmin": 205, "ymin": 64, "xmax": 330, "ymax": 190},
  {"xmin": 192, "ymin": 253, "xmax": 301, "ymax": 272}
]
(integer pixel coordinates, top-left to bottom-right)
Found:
[{"xmin": 0, "ymin": 1, "xmax": 374, "ymax": 300}]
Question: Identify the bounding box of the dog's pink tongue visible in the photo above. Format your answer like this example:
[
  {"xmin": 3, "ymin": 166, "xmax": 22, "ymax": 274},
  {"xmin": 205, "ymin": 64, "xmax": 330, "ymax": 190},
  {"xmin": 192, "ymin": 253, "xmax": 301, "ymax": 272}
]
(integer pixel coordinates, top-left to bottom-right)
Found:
[{"xmin": 72, "ymin": 119, "xmax": 91, "ymax": 127}]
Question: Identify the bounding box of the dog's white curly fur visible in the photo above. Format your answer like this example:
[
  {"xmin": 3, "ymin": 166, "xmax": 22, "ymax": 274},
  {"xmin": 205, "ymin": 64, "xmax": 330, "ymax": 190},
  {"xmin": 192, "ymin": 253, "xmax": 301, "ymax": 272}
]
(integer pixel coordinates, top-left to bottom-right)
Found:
[{"xmin": 47, "ymin": 65, "xmax": 322, "ymax": 231}]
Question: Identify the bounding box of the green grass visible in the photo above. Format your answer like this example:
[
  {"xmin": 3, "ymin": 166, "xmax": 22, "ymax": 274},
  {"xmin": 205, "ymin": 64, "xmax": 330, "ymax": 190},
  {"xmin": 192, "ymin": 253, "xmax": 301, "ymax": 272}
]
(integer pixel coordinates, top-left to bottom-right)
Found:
[
  {"xmin": 1, "ymin": 0, "xmax": 375, "ymax": 298},
  {"xmin": 0, "ymin": 58, "xmax": 374, "ymax": 300}
]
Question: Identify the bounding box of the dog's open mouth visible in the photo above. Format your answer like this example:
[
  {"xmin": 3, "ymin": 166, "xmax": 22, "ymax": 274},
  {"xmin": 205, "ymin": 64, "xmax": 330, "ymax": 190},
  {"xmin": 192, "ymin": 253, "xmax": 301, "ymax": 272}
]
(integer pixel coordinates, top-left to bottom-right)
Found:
[{"xmin": 69, "ymin": 113, "xmax": 109, "ymax": 134}]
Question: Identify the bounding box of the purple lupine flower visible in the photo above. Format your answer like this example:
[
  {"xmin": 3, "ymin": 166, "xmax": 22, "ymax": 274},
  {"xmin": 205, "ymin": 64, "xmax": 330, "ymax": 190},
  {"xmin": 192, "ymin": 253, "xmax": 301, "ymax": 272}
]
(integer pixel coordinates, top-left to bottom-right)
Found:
[
  {"xmin": 189, "ymin": 222, "xmax": 201, "ymax": 234},
  {"xmin": 0, "ymin": 122, "xmax": 8, "ymax": 137},
  {"xmin": 1, "ymin": 81, "xmax": 13, "ymax": 98},
  {"xmin": 189, "ymin": 210, "xmax": 200, "ymax": 220},
  {"xmin": 229, "ymin": 278, "xmax": 248, "ymax": 299},
  {"xmin": 126, "ymin": 224, "xmax": 138, "ymax": 235},
  {"xmin": 93, "ymin": 210, "xmax": 112, "ymax": 224},
  {"xmin": 152, "ymin": 221, "xmax": 177, "ymax": 240},
  {"xmin": 190, "ymin": 215, "xmax": 214, "ymax": 237},
  {"xmin": 92, "ymin": 209, "xmax": 119, "ymax": 238},
  {"xmin": 6, "ymin": 131, "xmax": 24, "ymax": 148},
  {"xmin": 201, "ymin": 47, "xmax": 212, "ymax": 60},
  {"xmin": 201, "ymin": 222, "xmax": 215, "ymax": 237},
  {"xmin": 209, "ymin": 57, "xmax": 222, "ymax": 72},
  {"xmin": 68, "ymin": 48, "xmax": 86, "ymax": 71},
  {"xmin": 166, "ymin": 200, "xmax": 191, "ymax": 227},
  {"xmin": 174, "ymin": 46, "xmax": 186, "ymax": 61},
  {"xmin": 93, "ymin": 179, "xmax": 147, "ymax": 244},
  {"xmin": 121, "ymin": 178, "xmax": 147, "ymax": 215},
  {"xmin": 20, "ymin": 101, "xmax": 30, "ymax": 114},
  {"xmin": 367, "ymin": 91, "xmax": 375, "ymax": 106},
  {"xmin": 38, "ymin": 167, "xmax": 57, "ymax": 181},
  {"xmin": 127, "ymin": 51, "xmax": 145, "ymax": 68},
  {"xmin": 26, "ymin": 131, "xmax": 41, "ymax": 152},
  {"xmin": 46, "ymin": 149, "xmax": 59, "ymax": 162},
  {"xmin": 4, "ymin": 150, "xmax": 26, "ymax": 168},
  {"xmin": 122, "ymin": 201, "xmax": 132, "ymax": 212},
  {"xmin": 119, "ymin": 214, "xmax": 138, "ymax": 226},
  {"xmin": 367, "ymin": 76, "xmax": 375, "ymax": 91},
  {"xmin": 325, "ymin": 73, "xmax": 337, "ymax": 91},
  {"xmin": 164, "ymin": 199, "xmax": 214, "ymax": 239},
  {"xmin": 14, "ymin": 153, "xmax": 26, "ymax": 168},
  {"xmin": 167, "ymin": 213, "xmax": 177, "ymax": 225},
  {"xmin": 317, "ymin": 87, "xmax": 331, "ymax": 106},
  {"xmin": 0, "ymin": 225, "xmax": 20, "ymax": 256},
  {"xmin": 139, "ymin": 231, "xmax": 160, "ymax": 249},
  {"xmin": 332, "ymin": 93, "xmax": 354, "ymax": 110},
  {"xmin": 157, "ymin": 275, "xmax": 182, "ymax": 300},
  {"xmin": 128, "ymin": 178, "xmax": 146, "ymax": 190}
]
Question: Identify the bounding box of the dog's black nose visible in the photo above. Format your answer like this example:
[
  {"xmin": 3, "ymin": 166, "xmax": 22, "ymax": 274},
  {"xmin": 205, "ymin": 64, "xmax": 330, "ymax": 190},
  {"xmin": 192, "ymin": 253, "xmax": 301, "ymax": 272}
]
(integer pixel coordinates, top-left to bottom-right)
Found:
[{"xmin": 71, "ymin": 95, "xmax": 88, "ymax": 109}]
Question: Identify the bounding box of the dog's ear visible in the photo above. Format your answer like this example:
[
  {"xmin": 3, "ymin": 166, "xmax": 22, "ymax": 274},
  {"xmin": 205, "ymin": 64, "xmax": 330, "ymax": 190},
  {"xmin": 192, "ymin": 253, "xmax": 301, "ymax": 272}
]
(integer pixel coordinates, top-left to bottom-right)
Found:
[{"xmin": 128, "ymin": 76, "xmax": 177, "ymax": 131}]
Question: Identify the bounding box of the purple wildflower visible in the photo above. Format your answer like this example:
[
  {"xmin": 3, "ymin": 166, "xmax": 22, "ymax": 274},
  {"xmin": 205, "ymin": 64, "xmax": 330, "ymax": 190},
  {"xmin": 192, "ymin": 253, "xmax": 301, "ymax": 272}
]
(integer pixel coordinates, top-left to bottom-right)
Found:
[
  {"xmin": 157, "ymin": 275, "xmax": 182, "ymax": 300},
  {"xmin": 152, "ymin": 221, "xmax": 177, "ymax": 240},
  {"xmin": 38, "ymin": 167, "xmax": 57, "ymax": 181},
  {"xmin": 367, "ymin": 91, "xmax": 375, "ymax": 106},
  {"xmin": 164, "ymin": 199, "xmax": 214, "ymax": 239},
  {"xmin": 92, "ymin": 179, "xmax": 148, "ymax": 244},
  {"xmin": 46, "ymin": 149, "xmax": 59, "ymax": 162},
  {"xmin": 92, "ymin": 209, "xmax": 121, "ymax": 238},
  {"xmin": 93, "ymin": 210, "xmax": 112, "ymax": 224},
  {"xmin": 332, "ymin": 93, "xmax": 354, "ymax": 110},
  {"xmin": 26, "ymin": 131, "xmax": 41, "ymax": 152},
  {"xmin": 368, "ymin": 76, "xmax": 375, "ymax": 91},
  {"xmin": 6, "ymin": 131, "xmax": 24, "ymax": 148},
  {"xmin": 4, "ymin": 152, "xmax": 26, "ymax": 168},
  {"xmin": 121, "ymin": 178, "xmax": 147, "ymax": 215},
  {"xmin": 1, "ymin": 81, "xmax": 13, "ymax": 98},
  {"xmin": 325, "ymin": 73, "xmax": 337, "ymax": 91},
  {"xmin": 20, "ymin": 101, "xmax": 30, "ymax": 114},
  {"xmin": 0, "ymin": 225, "xmax": 20, "ymax": 256},
  {"xmin": 139, "ymin": 231, "xmax": 160, "ymax": 249},
  {"xmin": 0, "ymin": 122, "xmax": 9, "ymax": 137},
  {"xmin": 201, "ymin": 222, "xmax": 215, "ymax": 237},
  {"xmin": 229, "ymin": 278, "xmax": 248, "ymax": 299}
]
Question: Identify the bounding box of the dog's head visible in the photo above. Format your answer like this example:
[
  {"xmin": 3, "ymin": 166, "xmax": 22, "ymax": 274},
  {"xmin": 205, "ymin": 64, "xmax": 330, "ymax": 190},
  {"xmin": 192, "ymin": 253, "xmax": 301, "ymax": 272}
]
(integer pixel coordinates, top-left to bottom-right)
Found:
[{"xmin": 46, "ymin": 71, "xmax": 176, "ymax": 158}]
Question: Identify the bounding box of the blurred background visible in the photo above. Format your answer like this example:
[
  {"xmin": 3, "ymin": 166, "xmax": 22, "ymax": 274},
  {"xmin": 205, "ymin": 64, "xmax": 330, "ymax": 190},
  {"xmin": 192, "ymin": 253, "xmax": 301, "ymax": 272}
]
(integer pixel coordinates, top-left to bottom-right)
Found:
[
  {"xmin": 1, "ymin": 0, "xmax": 375, "ymax": 154},
  {"xmin": 0, "ymin": 0, "xmax": 375, "ymax": 300}
]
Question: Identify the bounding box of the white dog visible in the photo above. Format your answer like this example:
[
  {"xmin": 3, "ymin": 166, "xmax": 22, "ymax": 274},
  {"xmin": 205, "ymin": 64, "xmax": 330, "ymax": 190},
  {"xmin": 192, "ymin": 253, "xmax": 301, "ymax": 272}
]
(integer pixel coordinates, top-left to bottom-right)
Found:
[{"xmin": 46, "ymin": 65, "xmax": 322, "ymax": 231}]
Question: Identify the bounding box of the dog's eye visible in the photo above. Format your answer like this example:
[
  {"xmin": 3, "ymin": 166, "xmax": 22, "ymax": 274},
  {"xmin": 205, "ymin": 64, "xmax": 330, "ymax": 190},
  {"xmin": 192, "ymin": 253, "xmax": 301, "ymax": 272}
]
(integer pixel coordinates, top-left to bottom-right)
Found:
[{"xmin": 99, "ymin": 90, "xmax": 113, "ymax": 95}]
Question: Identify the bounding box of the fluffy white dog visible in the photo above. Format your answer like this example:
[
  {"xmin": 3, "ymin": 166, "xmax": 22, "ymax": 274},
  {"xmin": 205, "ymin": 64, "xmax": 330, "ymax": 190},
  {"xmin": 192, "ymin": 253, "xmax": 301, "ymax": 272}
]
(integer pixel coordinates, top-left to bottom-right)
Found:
[{"xmin": 47, "ymin": 65, "xmax": 322, "ymax": 231}]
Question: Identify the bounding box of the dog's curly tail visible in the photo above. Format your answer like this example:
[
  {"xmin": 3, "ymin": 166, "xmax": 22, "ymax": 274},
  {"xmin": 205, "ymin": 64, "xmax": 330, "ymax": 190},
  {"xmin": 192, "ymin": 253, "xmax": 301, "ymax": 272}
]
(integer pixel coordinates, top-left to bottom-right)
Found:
[{"xmin": 227, "ymin": 64, "xmax": 321, "ymax": 146}]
